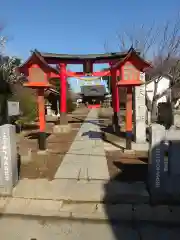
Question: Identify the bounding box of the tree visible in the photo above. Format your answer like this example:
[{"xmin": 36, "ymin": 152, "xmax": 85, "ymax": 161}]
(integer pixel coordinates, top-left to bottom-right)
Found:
[
  {"xmin": 0, "ymin": 26, "xmax": 23, "ymax": 124},
  {"xmin": 111, "ymin": 13, "xmax": 180, "ymax": 123},
  {"xmin": 0, "ymin": 27, "xmax": 37, "ymax": 124},
  {"xmin": 0, "ymin": 54, "xmax": 24, "ymax": 123}
]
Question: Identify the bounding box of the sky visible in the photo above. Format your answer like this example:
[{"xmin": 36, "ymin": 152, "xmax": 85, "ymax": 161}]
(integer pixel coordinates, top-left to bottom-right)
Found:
[{"xmin": 0, "ymin": 0, "xmax": 180, "ymax": 92}]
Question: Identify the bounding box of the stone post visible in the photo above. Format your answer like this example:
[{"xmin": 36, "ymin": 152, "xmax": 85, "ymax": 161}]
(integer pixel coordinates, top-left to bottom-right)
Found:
[
  {"xmin": 148, "ymin": 123, "xmax": 166, "ymax": 202},
  {"xmin": 149, "ymin": 125, "xmax": 180, "ymax": 203},
  {"xmin": 0, "ymin": 124, "xmax": 18, "ymax": 195},
  {"xmin": 133, "ymin": 72, "xmax": 147, "ymax": 143},
  {"xmin": 110, "ymin": 66, "xmax": 120, "ymax": 133},
  {"xmin": 46, "ymin": 102, "xmax": 52, "ymax": 116},
  {"xmin": 59, "ymin": 63, "xmax": 68, "ymax": 125},
  {"xmin": 174, "ymin": 109, "xmax": 180, "ymax": 128},
  {"xmin": 57, "ymin": 100, "xmax": 60, "ymax": 118}
]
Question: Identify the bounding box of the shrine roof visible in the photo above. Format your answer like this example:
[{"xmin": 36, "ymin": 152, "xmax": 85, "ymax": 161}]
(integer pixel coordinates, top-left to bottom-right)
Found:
[
  {"xmin": 112, "ymin": 47, "xmax": 151, "ymax": 71},
  {"xmin": 19, "ymin": 50, "xmax": 59, "ymax": 75},
  {"xmin": 20, "ymin": 47, "xmax": 151, "ymax": 72},
  {"xmin": 38, "ymin": 49, "xmax": 140, "ymax": 63}
]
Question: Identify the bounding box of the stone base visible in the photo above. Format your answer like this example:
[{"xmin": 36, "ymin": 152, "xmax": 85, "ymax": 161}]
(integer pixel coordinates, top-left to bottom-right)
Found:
[
  {"xmin": 20, "ymin": 148, "xmax": 32, "ymax": 165},
  {"xmin": 0, "ymin": 186, "xmax": 13, "ymax": 196},
  {"xmin": 135, "ymin": 139, "xmax": 147, "ymax": 144},
  {"xmin": 60, "ymin": 112, "xmax": 68, "ymax": 125},
  {"xmin": 123, "ymin": 149, "xmax": 136, "ymax": 155},
  {"xmin": 132, "ymin": 142, "xmax": 149, "ymax": 152},
  {"xmin": 53, "ymin": 124, "xmax": 71, "ymax": 134},
  {"xmin": 37, "ymin": 150, "xmax": 48, "ymax": 155},
  {"xmin": 45, "ymin": 115, "xmax": 58, "ymax": 122}
]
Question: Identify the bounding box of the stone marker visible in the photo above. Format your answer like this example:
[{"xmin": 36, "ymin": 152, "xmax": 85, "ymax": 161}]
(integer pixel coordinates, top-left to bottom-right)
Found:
[
  {"xmin": 148, "ymin": 124, "xmax": 166, "ymax": 202},
  {"xmin": 0, "ymin": 124, "xmax": 18, "ymax": 195},
  {"xmin": 166, "ymin": 128, "xmax": 180, "ymax": 197},
  {"xmin": 149, "ymin": 124, "xmax": 180, "ymax": 203},
  {"xmin": 133, "ymin": 72, "xmax": 147, "ymax": 143},
  {"xmin": 174, "ymin": 110, "xmax": 180, "ymax": 128}
]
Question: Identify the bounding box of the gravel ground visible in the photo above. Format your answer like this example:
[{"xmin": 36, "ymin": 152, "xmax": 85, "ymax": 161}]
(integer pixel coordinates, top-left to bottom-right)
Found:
[{"xmin": 18, "ymin": 110, "xmax": 88, "ymax": 180}]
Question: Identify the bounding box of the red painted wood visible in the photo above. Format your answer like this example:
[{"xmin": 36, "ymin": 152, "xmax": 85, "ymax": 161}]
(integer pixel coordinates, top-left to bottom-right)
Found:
[
  {"xmin": 126, "ymin": 87, "xmax": 133, "ymax": 132},
  {"xmin": 23, "ymin": 82, "xmax": 51, "ymax": 88},
  {"xmin": 59, "ymin": 63, "xmax": 67, "ymax": 114},
  {"xmin": 110, "ymin": 67, "xmax": 119, "ymax": 113},
  {"xmin": 37, "ymin": 88, "xmax": 45, "ymax": 132},
  {"xmin": 50, "ymin": 69, "xmax": 121, "ymax": 78}
]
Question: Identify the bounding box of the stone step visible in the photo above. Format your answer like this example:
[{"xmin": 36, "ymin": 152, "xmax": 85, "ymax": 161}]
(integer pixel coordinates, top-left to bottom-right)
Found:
[
  {"xmin": 113, "ymin": 158, "xmax": 148, "ymax": 164},
  {"xmin": 12, "ymin": 179, "xmax": 149, "ymax": 204},
  {"xmin": 1, "ymin": 198, "xmax": 180, "ymax": 223}
]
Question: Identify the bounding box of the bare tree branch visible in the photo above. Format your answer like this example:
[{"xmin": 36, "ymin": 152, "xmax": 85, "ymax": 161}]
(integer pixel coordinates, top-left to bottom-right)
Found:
[
  {"xmin": 104, "ymin": 39, "xmax": 110, "ymax": 53},
  {"xmin": 113, "ymin": 12, "xmax": 180, "ymax": 123}
]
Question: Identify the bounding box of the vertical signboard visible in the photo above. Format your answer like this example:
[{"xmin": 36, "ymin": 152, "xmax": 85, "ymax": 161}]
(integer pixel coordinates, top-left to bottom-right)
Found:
[
  {"xmin": 134, "ymin": 72, "xmax": 147, "ymax": 143},
  {"xmin": 7, "ymin": 101, "xmax": 20, "ymax": 117},
  {"xmin": 0, "ymin": 124, "xmax": 18, "ymax": 194}
]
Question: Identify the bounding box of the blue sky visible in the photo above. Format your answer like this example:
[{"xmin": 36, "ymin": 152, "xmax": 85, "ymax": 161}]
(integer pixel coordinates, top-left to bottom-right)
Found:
[{"xmin": 0, "ymin": 0, "xmax": 179, "ymax": 92}]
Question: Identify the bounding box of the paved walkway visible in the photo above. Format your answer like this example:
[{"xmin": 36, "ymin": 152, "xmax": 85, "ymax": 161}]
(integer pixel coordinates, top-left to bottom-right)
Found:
[{"xmin": 55, "ymin": 109, "xmax": 109, "ymax": 180}]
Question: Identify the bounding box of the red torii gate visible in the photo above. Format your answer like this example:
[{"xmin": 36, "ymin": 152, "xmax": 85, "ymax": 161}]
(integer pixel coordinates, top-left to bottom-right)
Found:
[{"xmin": 19, "ymin": 47, "xmax": 150, "ymax": 151}]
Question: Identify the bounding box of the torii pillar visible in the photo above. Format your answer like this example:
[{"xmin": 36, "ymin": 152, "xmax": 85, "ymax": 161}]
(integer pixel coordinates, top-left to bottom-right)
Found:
[
  {"xmin": 110, "ymin": 63, "xmax": 120, "ymax": 133},
  {"xmin": 59, "ymin": 63, "xmax": 68, "ymax": 125},
  {"xmin": 53, "ymin": 63, "xmax": 71, "ymax": 133}
]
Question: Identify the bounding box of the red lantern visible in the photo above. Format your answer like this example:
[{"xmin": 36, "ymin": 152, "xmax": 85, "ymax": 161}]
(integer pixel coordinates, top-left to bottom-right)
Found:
[
  {"xmin": 18, "ymin": 51, "xmax": 58, "ymax": 151},
  {"xmin": 117, "ymin": 61, "xmax": 142, "ymax": 87},
  {"xmin": 115, "ymin": 48, "xmax": 151, "ymax": 149}
]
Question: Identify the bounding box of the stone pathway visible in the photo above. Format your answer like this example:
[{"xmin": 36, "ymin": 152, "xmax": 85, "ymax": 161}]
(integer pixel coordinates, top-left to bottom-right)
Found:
[{"xmin": 55, "ymin": 109, "xmax": 110, "ymax": 180}]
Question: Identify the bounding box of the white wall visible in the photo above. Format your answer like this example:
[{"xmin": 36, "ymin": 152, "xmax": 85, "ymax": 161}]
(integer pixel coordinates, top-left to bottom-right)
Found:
[{"xmin": 146, "ymin": 76, "xmax": 170, "ymax": 105}]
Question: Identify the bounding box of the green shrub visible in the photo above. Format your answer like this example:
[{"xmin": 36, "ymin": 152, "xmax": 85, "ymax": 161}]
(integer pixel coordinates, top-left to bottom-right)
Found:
[
  {"xmin": 10, "ymin": 84, "xmax": 38, "ymax": 123},
  {"xmin": 19, "ymin": 94, "xmax": 37, "ymax": 123}
]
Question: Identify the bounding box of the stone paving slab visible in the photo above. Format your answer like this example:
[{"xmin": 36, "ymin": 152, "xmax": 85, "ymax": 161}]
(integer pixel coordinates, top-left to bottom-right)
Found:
[
  {"xmin": 88, "ymin": 156, "xmax": 110, "ymax": 180},
  {"xmin": 3, "ymin": 198, "xmax": 70, "ymax": 218},
  {"xmin": 0, "ymin": 197, "xmax": 10, "ymax": 210},
  {"xmin": 5, "ymin": 198, "xmax": 31, "ymax": 214},
  {"xmin": 55, "ymin": 109, "xmax": 109, "ymax": 180},
  {"xmin": 12, "ymin": 179, "xmax": 104, "ymax": 201},
  {"xmin": 55, "ymin": 153, "xmax": 109, "ymax": 180},
  {"xmin": 1, "ymin": 197, "xmax": 180, "ymax": 223},
  {"xmin": 54, "ymin": 155, "xmax": 89, "ymax": 179},
  {"xmin": 133, "ymin": 204, "xmax": 179, "ymax": 222},
  {"xmin": 12, "ymin": 179, "xmax": 149, "ymax": 204}
]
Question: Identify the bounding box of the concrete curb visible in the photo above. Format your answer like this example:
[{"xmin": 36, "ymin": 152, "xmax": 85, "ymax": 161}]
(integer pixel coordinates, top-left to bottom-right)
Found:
[{"xmin": 0, "ymin": 197, "xmax": 180, "ymax": 224}]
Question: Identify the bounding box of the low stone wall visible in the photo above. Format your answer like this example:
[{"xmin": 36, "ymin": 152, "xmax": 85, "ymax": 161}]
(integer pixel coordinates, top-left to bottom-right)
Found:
[{"xmin": 148, "ymin": 123, "xmax": 180, "ymax": 204}]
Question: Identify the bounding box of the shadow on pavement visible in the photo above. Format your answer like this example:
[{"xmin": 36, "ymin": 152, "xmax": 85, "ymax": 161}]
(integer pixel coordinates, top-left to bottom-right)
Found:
[
  {"xmin": 81, "ymin": 130, "xmax": 102, "ymax": 139},
  {"xmin": 17, "ymin": 152, "xmax": 21, "ymax": 179},
  {"xmin": 73, "ymin": 116, "xmax": 107, "ymax": 128},
  {"xmin": 103, "ymin": 140, "xmax": 180, "ymax": 239},
  {"xmin": 112, "ymin": 162, "xmax": 148, "ymax": 182}
]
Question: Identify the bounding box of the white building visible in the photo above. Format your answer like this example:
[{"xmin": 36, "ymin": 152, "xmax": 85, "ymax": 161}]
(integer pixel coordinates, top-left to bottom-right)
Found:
[{"xmin": 146, "ymin": 74, "xmax": 171, "ymax": 106}]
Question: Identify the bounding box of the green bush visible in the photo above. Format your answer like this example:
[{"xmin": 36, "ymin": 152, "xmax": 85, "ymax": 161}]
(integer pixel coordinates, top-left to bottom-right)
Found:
[
  {"xmin": 10, "ymin": 84, "xmax": 38, "ymax": 123},
  {"xmin": 19, "ymin": 93, "xmax": 37, "ymax": 123}
]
